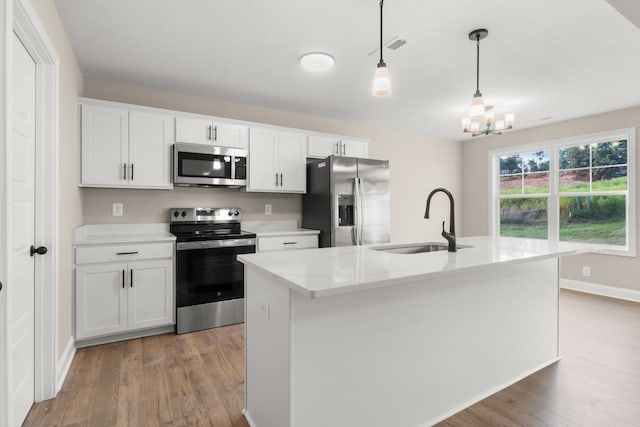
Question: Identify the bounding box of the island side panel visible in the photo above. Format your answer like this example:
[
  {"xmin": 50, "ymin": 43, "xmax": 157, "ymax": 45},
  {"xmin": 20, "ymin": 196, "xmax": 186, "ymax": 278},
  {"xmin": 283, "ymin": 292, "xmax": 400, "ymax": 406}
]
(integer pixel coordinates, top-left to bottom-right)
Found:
[
  {"xmin": 244, "ymin": 265, "xmax": 291, "ymax": 427},
  {"xmin": 289, "ymin": 258, "xmax": 559, "ymax": 427}
]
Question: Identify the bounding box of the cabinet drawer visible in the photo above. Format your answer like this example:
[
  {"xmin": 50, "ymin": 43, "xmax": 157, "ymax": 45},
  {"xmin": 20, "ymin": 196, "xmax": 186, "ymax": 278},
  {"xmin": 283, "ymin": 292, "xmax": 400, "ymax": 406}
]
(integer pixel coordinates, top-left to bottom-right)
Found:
[
  {"xmin": 75, "ymin": 242, "xmax": 174, "ymax": 265},
  {"xmin": 258, "ymin": 235, "xmax": 318, "ymax": 252}
]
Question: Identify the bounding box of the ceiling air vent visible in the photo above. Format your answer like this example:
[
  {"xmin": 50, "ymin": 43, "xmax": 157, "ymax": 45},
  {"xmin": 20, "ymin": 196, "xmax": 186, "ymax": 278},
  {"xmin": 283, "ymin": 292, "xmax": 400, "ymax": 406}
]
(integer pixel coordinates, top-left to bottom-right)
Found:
[
  {"xmin": 386, "ymin": 38, "xmax": 407, "ymax": 50},
  {"xmin": 368, "ymin": 37, "xmax": 407, "ymax": 56}
]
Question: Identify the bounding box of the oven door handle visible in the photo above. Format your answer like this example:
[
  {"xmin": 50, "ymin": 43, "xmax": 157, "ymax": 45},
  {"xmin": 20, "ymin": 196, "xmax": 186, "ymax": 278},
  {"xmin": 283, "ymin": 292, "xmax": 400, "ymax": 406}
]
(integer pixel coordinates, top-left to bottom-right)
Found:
[{"xmin": 176, "ymin": 238, "xmax": 257, "ymax": 251}]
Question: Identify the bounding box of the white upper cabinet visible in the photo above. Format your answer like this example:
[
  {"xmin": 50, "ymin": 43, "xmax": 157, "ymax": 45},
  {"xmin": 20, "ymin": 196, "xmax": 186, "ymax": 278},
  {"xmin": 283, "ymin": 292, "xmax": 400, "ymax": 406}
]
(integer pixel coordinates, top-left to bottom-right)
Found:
[
  {"xmin": 307, "ymin": 134, "xmax": 369, "ymax": 159},
  {"xmin": 80, "ymin": 98, "xmax": 369, "ymax": 192},
  {"xmin": 80, "ymin": 99, "xmax": 173, "ymax": 189},
  {"xmin": 129, "ymin": 111, "xmax": 173, "ymax": 188},
  {"xmin": 247, "ymin": 127, "xmax": 307, "ymax": 193},
  {"xmin": 81, "ymin": 103, "xmax": 129, "ymax": 187},
  {"xmin": 308, "ymin": 134, "xmax": 340, "ymax": 158},
  {"xmin": 175, "ymin": 116, "xmax": 248, "ymax": 149},
  {"xmin": 341, "ymin": 138, "xmax": 369, "ymax": 158}
]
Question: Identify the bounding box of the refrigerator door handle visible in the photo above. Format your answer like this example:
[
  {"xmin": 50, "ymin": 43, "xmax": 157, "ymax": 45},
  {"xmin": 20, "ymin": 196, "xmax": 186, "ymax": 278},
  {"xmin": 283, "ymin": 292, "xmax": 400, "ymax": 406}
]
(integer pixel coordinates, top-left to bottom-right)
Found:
[
  {"xmin": 353, "ymin": 177, "xmax": 360, "ymax": 245},
  {"xmin": 357, "ymin": 177, "xmax": 364, "ymax": 245}
]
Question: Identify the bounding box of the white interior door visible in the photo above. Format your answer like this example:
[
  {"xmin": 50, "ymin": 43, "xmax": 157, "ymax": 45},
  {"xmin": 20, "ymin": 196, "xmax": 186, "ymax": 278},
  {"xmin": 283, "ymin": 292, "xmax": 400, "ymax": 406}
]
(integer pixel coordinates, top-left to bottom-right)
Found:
[{"xmin": 8, "ymin": 32, "xmax": 36, "ymax": 426}]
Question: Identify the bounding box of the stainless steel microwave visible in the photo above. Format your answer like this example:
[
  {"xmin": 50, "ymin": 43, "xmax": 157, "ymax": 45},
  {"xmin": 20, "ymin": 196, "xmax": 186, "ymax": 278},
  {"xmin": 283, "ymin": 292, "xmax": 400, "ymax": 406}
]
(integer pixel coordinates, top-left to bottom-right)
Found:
[{"xmin": 173, "ymin": 142, "xmax": 247, "ymax": 188}]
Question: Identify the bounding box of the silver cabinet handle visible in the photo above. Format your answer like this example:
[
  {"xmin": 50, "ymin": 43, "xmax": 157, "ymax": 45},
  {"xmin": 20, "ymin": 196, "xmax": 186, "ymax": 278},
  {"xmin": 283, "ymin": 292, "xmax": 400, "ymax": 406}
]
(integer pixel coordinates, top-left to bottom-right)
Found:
[
  {"xmin": 208, "ymin": 125, "xmax": 212, "ymax": 140},
  {"xmin": 116, "ymin": 251, "xmax": 139, "ymax": 255},
  {"xmin": 213, "ymin": 126, "xmax": 218, "ymax": 141},
  {"xmin": 283, "ymin": 241, "xmax": 297, "ymax": 245},
  {"xmin": 122, "ymin": 269, "xmax": 125, "ymax": 289},
  {"xmin": 275, "ymin": 173, "xmax": 279, "ymax": 186},
  {"xmin": 280, "ymin": 173, "xmax": 283, "ymax": 187},
  {"xmin": 123, "ymin": 163, "xmax": 127, "ymax": 180},
  {"xmin": 130, "ymin": 269, "xmax": 134, "ymax": 288},
  {"xmin": 341, "ymin": 141, "xmax": 346, "ymax": 155},
  {"xmin": 335, "ymin": 142, "xmax": 339, "ymax": 154},
  {"xmin": 130, "ymin": 163, "xmax": 134, "ymax": 181}
]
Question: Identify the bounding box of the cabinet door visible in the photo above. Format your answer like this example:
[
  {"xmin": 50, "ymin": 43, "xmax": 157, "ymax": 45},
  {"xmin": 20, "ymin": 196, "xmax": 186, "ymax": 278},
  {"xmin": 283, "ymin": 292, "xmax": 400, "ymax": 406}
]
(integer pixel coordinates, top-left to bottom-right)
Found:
[
  {"xmin": 308, "ymin": 134, "xmax": 340, "ymax": 158},
  {"xmin": 247, "ymin": 127, "xmax": 279, "ymax": 192},
  {"xmin": 129, "ymin": 111, "xmax": 173, "ymax": 188},
  {"xmin": 76, "ymin": 263, "xmax": 128, "ymax": 339},
  {"xmin": 342, "ymin": 139, "xmax": 369, "ymax": 158},
  {"xmin": 278, "ymin": 131, "xmax": 307, "ymax": 193},
  {"xmin": 212, "ymin": 122, "xmax": 249, "ymax": 149},
  {"xmin": 80, "ymin": 103, "xmax": 129, "ymax": 186},
  {"xmin": 175, "ymin": 116, "xmax": 214, "ymax": 144},
  {"xmin": 127, "ymin": 259, "xmax": 174, "ymax": 330}
]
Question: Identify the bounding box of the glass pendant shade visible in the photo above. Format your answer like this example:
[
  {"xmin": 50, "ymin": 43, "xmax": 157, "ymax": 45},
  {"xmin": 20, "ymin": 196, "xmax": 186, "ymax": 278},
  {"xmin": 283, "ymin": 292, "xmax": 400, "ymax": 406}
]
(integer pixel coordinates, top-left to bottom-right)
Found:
[
  {"xmin": 505, "ymin": 112, "xmax": 515, "ymax": 128},
  {"xmin": 470, "ymin": 94, "xmax": 485, "ymax": 118},
  {"xmin": 372, "ymin": 64, "xmax": 391, "ymax": 97},
  {"xmin": 462, "ymin": 117, "xmax": 471, "ymax": 132}
]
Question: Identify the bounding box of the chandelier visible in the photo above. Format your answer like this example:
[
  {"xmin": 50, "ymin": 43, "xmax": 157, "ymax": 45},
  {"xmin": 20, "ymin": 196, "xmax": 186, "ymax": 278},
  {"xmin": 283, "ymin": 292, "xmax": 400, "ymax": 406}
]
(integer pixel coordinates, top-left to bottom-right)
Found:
[{"xmin": 462, "ymin": 29, "xmax": 514, "ymax": 136}]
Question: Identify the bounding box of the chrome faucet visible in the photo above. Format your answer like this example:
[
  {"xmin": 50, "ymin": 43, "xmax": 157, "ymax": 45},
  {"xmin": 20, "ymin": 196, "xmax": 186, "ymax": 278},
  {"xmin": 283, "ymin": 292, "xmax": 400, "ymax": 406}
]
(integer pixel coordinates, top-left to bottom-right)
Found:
[{"xmin": 424, "ymin": 187, "xmax": 456, "ymax": 252}]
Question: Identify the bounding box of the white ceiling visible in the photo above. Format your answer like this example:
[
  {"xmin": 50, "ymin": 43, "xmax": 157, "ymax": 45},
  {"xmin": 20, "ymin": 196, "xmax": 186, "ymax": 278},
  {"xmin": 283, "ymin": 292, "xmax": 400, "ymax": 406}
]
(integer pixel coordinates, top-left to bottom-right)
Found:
[{"xmin": 53, "ymin": 0, "xmax": 640, "ymax": 141}]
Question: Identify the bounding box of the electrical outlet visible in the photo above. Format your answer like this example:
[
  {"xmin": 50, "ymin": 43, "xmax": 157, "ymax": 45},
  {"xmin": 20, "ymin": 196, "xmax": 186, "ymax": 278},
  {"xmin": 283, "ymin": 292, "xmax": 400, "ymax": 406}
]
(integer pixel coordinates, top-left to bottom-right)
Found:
[
  {"xmin": 265, "ymin": 204, "xmax": 272, "ymax": 215},
  {"xmin": 582, "ymin": 266, "xmax": 591, "ymax": 277},
  {"xmin": 112, "ymin": 203, "xmax": 123, "ymax": 217},
  {"xmin": 259, "ymin": 302, "xmax": 270, "ymax": 320}
]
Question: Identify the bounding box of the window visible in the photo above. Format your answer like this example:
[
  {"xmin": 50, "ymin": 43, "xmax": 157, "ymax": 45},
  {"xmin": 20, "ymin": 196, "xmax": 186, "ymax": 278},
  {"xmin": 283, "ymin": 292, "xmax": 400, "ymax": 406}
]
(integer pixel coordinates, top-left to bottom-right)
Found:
[{"xmin": 490, "ymin": 128, "xmax": 636, "ymax": 256}]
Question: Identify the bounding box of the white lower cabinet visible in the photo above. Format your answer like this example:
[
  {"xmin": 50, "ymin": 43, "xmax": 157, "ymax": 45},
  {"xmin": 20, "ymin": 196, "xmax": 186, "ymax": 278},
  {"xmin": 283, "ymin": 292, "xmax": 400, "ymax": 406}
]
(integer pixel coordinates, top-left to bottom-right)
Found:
[
  {"xmin": 257, "ymin": 234, "xmax": 318, "ymax": 252},
  {"xmin": 75, "ymin": 243, "xmax": 174, "ymax": 341}
]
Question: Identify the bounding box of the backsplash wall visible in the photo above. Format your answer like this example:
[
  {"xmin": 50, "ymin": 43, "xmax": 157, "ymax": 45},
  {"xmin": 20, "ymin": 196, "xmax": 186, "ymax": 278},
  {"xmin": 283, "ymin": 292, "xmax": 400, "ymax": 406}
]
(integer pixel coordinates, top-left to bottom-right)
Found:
[{"xmin": 82, "ymin": 187, "xmax": 301, "ymax": 224}]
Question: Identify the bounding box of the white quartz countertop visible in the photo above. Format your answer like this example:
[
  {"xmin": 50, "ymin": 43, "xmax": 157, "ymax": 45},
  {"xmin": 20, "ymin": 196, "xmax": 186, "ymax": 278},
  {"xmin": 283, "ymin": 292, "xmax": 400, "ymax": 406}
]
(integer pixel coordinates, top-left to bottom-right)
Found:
[
  {"xmin": 73, "ymin": 223, "xmax": 176, "ymax": 246},
  {"xmin": 238, "ymin": 236, "xmax": 594, "ymax": 299},
  {"xmin": 243, "ymin": 220, "xmax": 320, "ymax": 237}
]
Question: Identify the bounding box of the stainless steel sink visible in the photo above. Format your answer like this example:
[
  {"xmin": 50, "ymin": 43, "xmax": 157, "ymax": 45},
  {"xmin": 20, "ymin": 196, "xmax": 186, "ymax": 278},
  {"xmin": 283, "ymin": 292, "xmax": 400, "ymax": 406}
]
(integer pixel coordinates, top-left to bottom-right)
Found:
[{"xmin": 370, "ymin": 242, "xmax": 472, "ymax": 254}]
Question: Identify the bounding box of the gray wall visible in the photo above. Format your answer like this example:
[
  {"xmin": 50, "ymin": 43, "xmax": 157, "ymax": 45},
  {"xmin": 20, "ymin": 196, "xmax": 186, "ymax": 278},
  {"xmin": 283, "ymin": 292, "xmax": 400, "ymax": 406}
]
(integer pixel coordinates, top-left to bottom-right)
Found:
[{"xmin": 462, "ymin": 106, "xmax": 640, "ymax": 292}]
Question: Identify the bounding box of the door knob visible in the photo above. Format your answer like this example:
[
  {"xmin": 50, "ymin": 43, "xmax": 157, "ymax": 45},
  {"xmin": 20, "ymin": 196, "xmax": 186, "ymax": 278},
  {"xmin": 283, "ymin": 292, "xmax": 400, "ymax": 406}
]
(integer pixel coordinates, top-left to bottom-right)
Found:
[{"xmin": 30, "ymin": 245, "xmax": 48, "ymax": 257}]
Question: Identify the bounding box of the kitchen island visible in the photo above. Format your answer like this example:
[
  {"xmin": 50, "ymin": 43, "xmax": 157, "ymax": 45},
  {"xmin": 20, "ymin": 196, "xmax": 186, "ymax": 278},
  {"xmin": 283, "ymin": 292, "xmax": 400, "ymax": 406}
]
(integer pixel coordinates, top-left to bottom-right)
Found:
[{"xmin": 238, "ymin": 236, "xmax": 591, "ymax": 427}]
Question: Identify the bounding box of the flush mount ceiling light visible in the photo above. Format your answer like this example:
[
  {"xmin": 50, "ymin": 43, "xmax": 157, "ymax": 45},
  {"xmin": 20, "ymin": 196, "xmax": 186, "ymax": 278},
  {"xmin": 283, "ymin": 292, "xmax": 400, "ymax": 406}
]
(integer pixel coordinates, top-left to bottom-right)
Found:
[
  {"xmin": 300, "ymin": 52, "xmax": 335, "ymax": 72},
  {"xmin": 462, "ymin": 29, "xmax": 514, "ymax": 137},
  {"xmin": 372, "ymin": 0, "xmax": 391, "ymax": 97}
]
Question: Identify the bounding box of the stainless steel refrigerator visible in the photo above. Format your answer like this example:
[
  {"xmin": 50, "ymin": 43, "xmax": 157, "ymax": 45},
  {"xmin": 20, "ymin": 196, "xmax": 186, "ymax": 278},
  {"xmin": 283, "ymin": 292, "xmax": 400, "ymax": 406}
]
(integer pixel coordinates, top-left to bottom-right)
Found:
[{"xmin": 302, "ymin": 156, "xmax": 390, "ymax": 247}]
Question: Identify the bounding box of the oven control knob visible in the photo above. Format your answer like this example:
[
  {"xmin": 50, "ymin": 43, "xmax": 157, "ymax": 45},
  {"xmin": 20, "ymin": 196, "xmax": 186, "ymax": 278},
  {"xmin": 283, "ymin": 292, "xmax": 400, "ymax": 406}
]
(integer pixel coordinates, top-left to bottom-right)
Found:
[
  {"xmin": 181, "ymin": 211, "xmax": 187, "ymax": 217},
  {"xmin": 173, "ymin": 211, "xmax": 179, "ymax": 218},
  {"xmin": 228, "ymin": 210, "xmax": 233, "ymax": 216},
  {"xmin": 234, "ymin": 210, "xmax": 240, "ymax": 216}
]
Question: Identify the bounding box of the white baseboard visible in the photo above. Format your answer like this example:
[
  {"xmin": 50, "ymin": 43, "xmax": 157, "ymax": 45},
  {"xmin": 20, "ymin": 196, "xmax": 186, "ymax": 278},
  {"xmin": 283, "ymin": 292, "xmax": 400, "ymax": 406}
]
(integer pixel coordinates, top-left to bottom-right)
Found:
[
  {"xmin": 56, "ymin": 337, "xmax": 76, "ymax": 393},
  {"xmin": 242, "ymin": 409, "xmax": 256, "ymax": 427},
  {"xmin": 560, "ymin": 279, "xmax": 640, "ymax": 303}
]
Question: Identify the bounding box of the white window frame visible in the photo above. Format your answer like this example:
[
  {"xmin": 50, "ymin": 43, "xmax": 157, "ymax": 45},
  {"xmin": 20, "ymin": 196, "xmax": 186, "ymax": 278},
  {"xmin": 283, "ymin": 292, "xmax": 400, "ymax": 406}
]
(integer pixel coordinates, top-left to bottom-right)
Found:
[{"xmin": 489, "ymin": 127, "xmax": 636, "ymax": 257}]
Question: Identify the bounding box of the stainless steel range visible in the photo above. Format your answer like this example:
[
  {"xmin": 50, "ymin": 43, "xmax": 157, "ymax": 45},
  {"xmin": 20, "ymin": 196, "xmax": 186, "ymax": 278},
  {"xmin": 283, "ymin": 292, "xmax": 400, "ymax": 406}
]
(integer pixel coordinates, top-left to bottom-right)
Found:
[{"xmin": 169, "ymin": 207, "xmax": 256, "ymax": 334}]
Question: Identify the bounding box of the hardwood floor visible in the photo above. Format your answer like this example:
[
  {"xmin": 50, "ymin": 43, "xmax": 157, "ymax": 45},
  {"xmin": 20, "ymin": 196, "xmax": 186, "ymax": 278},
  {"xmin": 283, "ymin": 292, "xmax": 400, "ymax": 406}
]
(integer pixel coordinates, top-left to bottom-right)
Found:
[
  {"xmin": 25, "ymin": 290, "xmax": 640, "ymax": 426},
  {"xmin": 24, "ymin": 324, "xmax": 250, "ymax": 427}
]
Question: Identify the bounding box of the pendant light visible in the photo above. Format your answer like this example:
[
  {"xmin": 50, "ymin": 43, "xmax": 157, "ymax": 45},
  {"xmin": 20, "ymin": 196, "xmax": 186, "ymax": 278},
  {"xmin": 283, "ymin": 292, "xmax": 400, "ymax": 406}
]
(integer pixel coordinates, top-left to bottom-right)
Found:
[
  {"xmin": 462, "ymin": 29, "xmax": 514, "ymax": 136},
  {"xmin": 372, "ymin": 0, "xmax": 391, "ymax": 97}
]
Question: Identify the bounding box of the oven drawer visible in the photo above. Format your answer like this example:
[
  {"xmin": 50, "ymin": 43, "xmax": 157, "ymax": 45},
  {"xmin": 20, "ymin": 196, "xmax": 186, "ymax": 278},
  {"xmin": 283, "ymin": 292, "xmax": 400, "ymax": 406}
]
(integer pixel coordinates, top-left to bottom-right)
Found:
[
  {"xmin": 75, "ymin": 242, "xmax": 174, "ymax": 265},
  {"xmin": 257, "ymin": 235, "xmax": 318, "ymax": 252}
]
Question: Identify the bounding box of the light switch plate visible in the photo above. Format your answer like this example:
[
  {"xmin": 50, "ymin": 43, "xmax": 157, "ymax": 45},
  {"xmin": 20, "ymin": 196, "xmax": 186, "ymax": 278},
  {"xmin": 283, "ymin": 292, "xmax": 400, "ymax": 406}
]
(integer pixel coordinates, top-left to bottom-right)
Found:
[
  {"xmin": 265, "ymin": 204, "xmax": 272, "ymax": 215},
  {"xmin": 112, "ymin": 202, "xmax": 123, "ymax": 216}
]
